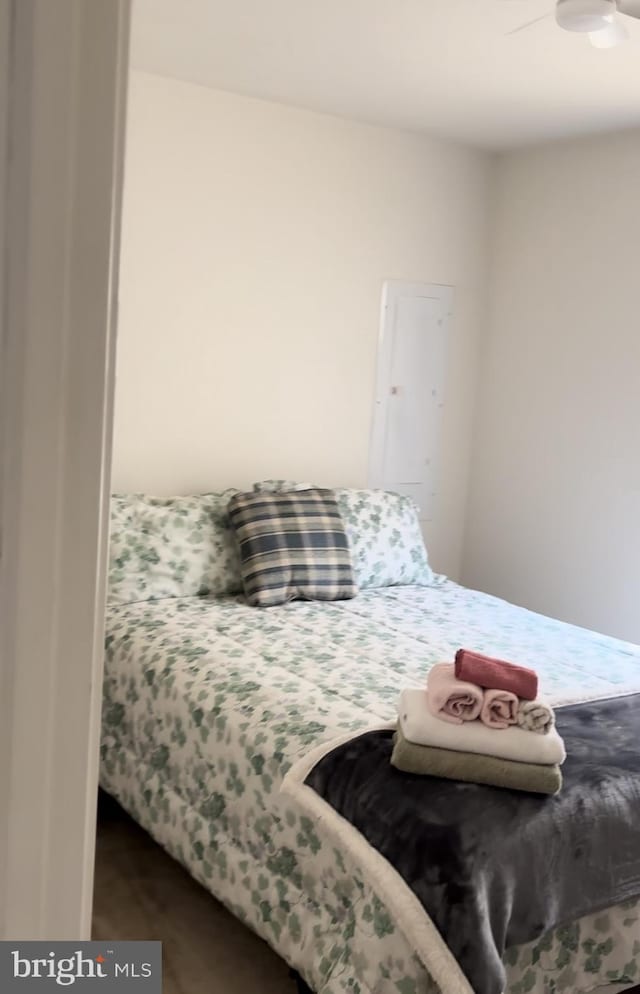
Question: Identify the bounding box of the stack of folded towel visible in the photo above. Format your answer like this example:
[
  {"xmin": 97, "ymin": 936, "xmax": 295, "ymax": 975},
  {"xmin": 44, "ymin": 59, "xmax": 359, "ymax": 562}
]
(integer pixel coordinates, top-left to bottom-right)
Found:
[{"xmin": 392, "ymin": 649, "xmax": 566, "ymax": 795}]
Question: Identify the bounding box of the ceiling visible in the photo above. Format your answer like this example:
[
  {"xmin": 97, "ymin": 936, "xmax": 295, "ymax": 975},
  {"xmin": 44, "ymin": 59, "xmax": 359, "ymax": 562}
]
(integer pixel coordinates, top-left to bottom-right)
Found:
[{"xmin": 130, "ymin": 0, "xmax": 640, "ymax": 150}]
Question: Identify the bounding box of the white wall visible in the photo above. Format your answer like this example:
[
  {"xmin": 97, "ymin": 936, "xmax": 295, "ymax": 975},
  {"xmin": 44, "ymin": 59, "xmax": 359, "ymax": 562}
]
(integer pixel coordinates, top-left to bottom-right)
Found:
[
  {"xmin": 112, "ymin": 71, "xmax": 492, "ymax": 579},
  {"xmin": 462, "ymin": 130, "xmax": 640, "ymax": 642}
]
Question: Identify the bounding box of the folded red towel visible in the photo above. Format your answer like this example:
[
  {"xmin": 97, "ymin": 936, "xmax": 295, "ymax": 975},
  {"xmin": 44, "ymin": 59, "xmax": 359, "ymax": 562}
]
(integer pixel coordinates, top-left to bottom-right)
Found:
[{"xmin": 455, "ymin": 649, "xmax": 538, "ymax": 702}]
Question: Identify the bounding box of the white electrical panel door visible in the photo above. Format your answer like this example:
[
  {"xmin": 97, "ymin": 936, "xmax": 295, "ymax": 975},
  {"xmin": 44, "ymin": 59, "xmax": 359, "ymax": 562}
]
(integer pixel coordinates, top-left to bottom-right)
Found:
[{"xmin": 369, "ymin": 281, "xmax": 452, "ymax": 522}]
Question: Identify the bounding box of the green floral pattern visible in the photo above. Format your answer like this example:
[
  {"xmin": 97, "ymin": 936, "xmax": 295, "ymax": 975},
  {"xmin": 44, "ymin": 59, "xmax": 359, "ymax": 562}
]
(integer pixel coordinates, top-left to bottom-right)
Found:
[
  {"xmin": 101, "ymin": 581, "xmax": 640, "ymax": 994},
  {"xmin": 335, "ymin": 490, "xmax": 434, "ymax": 589},
  {"xmin": 108, "ymin": 492, "xmax": 242, "ymax": 604},
  {"xmin": 253, "ymin": 480, "xmax": 316, "ymax": 493}
]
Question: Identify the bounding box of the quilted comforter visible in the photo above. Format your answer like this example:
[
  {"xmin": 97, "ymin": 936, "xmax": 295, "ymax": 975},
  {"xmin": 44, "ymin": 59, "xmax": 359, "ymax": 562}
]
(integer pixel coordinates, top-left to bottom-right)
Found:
[{"xmin": 101, "ymin": 578, "xmax": 640, "ymax": 994}]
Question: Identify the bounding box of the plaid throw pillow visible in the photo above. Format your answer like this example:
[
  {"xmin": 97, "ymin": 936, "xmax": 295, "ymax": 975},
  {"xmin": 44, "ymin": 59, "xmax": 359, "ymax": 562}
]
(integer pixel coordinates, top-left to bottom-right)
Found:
[{"xmin": 228, "ymin": 489, "xmax": 357, "ymax": 607}]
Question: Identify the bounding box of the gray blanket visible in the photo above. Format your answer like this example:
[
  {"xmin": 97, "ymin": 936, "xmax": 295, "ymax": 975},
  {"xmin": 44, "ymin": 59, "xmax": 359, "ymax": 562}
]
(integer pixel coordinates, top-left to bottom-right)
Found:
[{"xmin": 304, "ymin": 694, "xmax": 640, "ymax": 994}]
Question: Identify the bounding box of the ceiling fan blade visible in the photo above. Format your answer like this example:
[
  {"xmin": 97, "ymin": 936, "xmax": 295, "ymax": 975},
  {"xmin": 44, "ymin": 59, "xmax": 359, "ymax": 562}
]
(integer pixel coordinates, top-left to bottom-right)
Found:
[
  {"xmin": 506, "ymin": 12, "xmax": 552, "ymax": 35},
  {"xmin": 616, "ymin": 0, "xmax": 640, "ymax": 18},
  {"xmin": 590, "ymin": 16, "xmax": 630, "ymax": 45}
]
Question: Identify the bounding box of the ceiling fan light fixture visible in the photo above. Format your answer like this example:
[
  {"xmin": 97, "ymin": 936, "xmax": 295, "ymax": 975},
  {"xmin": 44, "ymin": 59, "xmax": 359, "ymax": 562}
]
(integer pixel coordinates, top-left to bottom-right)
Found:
[{"xmin": 555, "ymin": 0, "xmax": 617, "ymax": 32}]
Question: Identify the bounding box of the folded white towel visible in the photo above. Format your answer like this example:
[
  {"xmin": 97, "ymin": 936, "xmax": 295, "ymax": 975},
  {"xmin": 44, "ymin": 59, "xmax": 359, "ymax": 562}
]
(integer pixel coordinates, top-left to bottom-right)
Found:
[
  {"xmin": 399, "ymin": 688, "xmax": 566, "ymax": 766},
  {"xmin": 516, "ymin": 697, "xmax": 556, "ymax": 735}
]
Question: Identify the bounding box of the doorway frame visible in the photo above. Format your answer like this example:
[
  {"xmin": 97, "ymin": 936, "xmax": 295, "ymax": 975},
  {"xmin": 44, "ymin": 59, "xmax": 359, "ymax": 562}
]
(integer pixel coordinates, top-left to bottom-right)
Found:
[{"xmin": 0, "ymin": 0, "xmax": 130, "ymax": 938}]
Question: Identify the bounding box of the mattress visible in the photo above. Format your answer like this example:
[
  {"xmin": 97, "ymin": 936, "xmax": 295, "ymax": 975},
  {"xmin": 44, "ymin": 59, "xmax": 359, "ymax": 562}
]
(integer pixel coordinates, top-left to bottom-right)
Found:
[{"xmin": 101, "ymin": 578, "xmax": 640, "ymax": 994}]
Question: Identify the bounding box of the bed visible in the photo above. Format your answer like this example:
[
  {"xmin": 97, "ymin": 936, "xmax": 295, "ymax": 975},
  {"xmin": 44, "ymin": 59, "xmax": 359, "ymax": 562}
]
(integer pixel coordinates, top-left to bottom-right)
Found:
[{"xmin": 101, "ymin": 489, "xmax": 640, "ymax": 994}]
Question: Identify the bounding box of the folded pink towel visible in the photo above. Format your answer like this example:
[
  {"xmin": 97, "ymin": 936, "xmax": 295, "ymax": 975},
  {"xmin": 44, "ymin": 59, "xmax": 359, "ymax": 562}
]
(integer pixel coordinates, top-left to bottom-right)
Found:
[
  {"xmin": 480, "ymin": 688, "xmax": 519, "ymax": 729},
  {"xmin": 426, "ymin": 663, "xmax": 483, "ymax": 725},
  {"xmin": 455, "ymin": 649, "xmax": 538, "ymax": 702}
]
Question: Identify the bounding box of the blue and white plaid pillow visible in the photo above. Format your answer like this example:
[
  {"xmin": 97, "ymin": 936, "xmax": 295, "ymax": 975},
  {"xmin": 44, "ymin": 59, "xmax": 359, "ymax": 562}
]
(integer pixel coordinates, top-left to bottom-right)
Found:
[{"xmin": 228, "ymin": 489, "xmax": 357, "ymax": 607}]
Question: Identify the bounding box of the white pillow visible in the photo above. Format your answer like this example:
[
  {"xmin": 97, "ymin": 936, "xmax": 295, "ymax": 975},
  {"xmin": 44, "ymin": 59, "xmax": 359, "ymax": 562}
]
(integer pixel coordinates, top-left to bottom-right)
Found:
[
  {"xmin": 252, "ymin": 479, "xmax": 315, "ymax": 493},
  {"xmin": 335, "ymin": 489, "xmax": 434, "ymax": 589},
  {"xmin": 108, "ymin": 491, "xmax": 242, "ymax": 604}
]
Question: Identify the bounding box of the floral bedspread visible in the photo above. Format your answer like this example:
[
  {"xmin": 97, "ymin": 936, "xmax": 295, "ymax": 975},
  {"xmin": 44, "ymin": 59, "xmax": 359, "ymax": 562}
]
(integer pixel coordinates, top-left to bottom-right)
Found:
[{"xmin": 101, "ymin": 578, "xmax": 640, "ymax": 994}]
